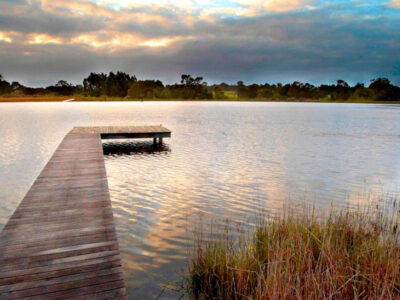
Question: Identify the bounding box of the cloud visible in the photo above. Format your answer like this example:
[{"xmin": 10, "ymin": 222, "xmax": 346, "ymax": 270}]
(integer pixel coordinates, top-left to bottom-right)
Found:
[
  {"xmin": 0, "ymin": 0, "xmax": 399, "ymax": 86},
  {"xmin": 387, "ymin": 0, "xmax": 400, "ymax": 8},
  {"xmin": 0, "ymin": 33, "xmax": 13, "ymax": 43},
  {"xmin": 233, "ymin": 0, "xmax": 314, "ymax": 14}
]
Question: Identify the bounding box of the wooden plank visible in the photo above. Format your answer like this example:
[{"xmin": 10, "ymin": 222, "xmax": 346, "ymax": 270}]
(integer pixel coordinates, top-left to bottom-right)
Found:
[
  {"xmin": 0, "ymin": 237, "xmax": 118, "ymax": 259},
  {"xmin": 0, "ymin": 244, "xmax": 119, "ymax": 267},
  {"xmin": 0, "ymin": 241, "xmax": 116, "ymax": 260},
  {"xmin": 70, "ymin": 125, "xmax": 171, "ymax": 135},
  {"xmin": 0, "ymin": 267, "xmax": 123, "ymax": 294},
  {"xmin": 0, "ymin": 273, "xmax": 124, "ymax": 299},
  {"xmin": 71, "ymin": 125, "xmax": 171, "ymax": 140},
  {"xmin": 16, "ymin": 280, "xmax": 125, "ymax": 300},
  {"xmin": 70, "ymin": 288, "xmax": 127, "ymax": 300},
  {"xmin": 0, "ymin": 256, "xmax": 122, "ymax": 285},
  {"xmin": 0, "ymin": 225, "xmax": 117, "ymax": 247},
  {"xmin": 4, "ymin": 211, "xmax": 115, "ymax": 228}
]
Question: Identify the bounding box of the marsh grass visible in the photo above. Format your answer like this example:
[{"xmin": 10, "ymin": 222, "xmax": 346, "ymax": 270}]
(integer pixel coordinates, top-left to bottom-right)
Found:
[
  {"xmin": 187, "ymin": 203, "xmax": 400, "ymax": 299},
  {"xmin": 0, "ymin": 96, "xmax": 70, "ymax": 102}
]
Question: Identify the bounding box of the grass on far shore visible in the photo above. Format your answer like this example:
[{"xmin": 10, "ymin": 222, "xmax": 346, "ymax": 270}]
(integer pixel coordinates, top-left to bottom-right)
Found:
[
  {"xmin": 0, "ymin": 96, "xmax": 72, "ymax": 102},
  {"xmin": 74, "ymin": 96, "xmax": 400, "ymax": 104},
  {"xmin": 1, "ymin": 95, "xmax": 400, "ymax": 104},
  {"xmin": 186, "ymin": 204, "xmax": 400, "ymax": 299}
]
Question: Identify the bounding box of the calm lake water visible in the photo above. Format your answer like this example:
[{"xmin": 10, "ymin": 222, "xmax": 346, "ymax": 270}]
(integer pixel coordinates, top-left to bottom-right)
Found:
[{"xmin": 1, "ymin": 102, "xmax": 400, "ymax": 298}]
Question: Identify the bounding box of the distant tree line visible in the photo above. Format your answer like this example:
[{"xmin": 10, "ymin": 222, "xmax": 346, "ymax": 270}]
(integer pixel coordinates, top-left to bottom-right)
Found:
[
  {"xmin": 0, "ymin": 72, "xmax": 399, "ymax": 101},
  {"xmin": 0, "ymin": 75, "xmax": 82, "ymax": 96},
  {"xmin": 229, "ymin": 78, "xmax": 400, "ymax": 101}
]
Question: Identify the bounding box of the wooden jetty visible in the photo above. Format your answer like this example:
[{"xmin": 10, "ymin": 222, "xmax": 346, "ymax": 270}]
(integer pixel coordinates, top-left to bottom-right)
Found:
[{"xmin": 0, "ymin": 125, "xmax": 171, "ymax": 299}]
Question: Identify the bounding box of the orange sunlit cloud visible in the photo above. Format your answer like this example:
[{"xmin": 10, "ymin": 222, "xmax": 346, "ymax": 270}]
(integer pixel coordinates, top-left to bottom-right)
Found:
[
  {"xmin": 0, "ymin": 33, "xmax": 12, "ymax": 43},
  {"xmin": 230, "ymin": 0, "xmax": 314, "ymax": 16},
  {"xmin": 7, "ymin": 29, "xmax": 190, "ymax": 51},
  {"xmin": 69, "ymin": 32, "xmax": 192, "ymax": 51},
  {"xmin": 39, "ymin": 0, "xmax": 109, "ymax": 17},
  {"xmin": 94, "ymin": 0, "xmax": 313, "ymax": 14},
  {"xmin": 27, "ymin": 34, "xmax": 63, "ymax": 45},
  {"xmin": 140, "ymin": 38, "xmax": 177, "ymax": 48},
  {"xmin": 388, "ymin": 0, "xmax": 400, "ymax": 8},
  {"xmin": 38, "ymin": 0, "xmax": 171, "ymax": 24},
  {"xmin": 139, "ymin": 36, "xmax": 194, "ymax": 47}
]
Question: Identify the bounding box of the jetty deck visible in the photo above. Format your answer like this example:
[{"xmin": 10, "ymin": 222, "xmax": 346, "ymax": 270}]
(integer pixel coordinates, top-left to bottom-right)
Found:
[{"xmin": 0, "ymin": 125, "xmax": 171, "ymax": 299}]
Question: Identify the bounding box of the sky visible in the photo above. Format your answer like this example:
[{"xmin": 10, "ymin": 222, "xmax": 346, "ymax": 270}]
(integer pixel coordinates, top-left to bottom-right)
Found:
[{"xmin": 0, "ymin": 0, "xmax": 399, "ymax": 87}]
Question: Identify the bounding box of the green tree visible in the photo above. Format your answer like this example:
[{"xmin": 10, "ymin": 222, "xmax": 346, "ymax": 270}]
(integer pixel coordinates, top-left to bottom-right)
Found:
[
  {"xmin": 0, "ymin": 74, "xmax": 12, "ymax": 95},
  {"xmin": 104, "ymin": 72, "xmax": 136, "ymax": 97},
  {"xmin": 46, "ymin": 80, "xmax": 74, "ymax": 95},
  {"xmin": 83, "ymin": 72, "xmax": 107, "ymax": 96},
  {"xmin": 213, "ymin": 85, "xmax": 225, "ymax": 99},
  {"xmin": 369, "ymin": 78, "xmax": 400, "ymax": 101},
  {"xmin": 332, "ymin": 80, "xmax": 351, "ymax": 100},
  {"xmin": 128, "ymin": 80, "xmax": 164, "ymax": 99},
  {"xmin": 168, "ymin": 74, "xmax": 211, "ymax": 99}
]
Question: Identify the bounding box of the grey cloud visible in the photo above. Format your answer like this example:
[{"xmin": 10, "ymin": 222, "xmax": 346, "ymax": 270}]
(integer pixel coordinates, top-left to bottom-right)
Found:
[
  {"xmin": 0, "ymin": 0, "xmax": 28, "ymax": 4},
  {"xmin": 0, "ymin": 1, "xmax": 107, "ymax": 36}
]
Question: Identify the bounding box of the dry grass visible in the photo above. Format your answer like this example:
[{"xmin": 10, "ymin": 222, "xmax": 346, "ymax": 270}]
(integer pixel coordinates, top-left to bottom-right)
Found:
[
  {"xmin": 187, "ymin": 204, "xmax": 400, "ymax": 299},
  {"xmin": 0, "ymin": 96, "xmax": 71, "ymax": 102}
]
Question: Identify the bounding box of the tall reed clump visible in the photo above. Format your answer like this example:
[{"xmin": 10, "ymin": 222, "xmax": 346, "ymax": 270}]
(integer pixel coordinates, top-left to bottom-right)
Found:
[{"xmin": 187, "ymin": 205, "xmax": 400, "ymax": 299}]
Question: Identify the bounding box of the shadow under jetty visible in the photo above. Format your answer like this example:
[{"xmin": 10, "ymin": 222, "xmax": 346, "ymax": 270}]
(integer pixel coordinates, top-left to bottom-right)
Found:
[{"xmin": 103, "ymin": 141, "xmax": 171, "ymax": 155}]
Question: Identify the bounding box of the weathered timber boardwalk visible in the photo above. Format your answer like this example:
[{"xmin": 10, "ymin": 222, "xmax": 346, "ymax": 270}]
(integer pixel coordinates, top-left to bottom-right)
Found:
[{"xmin": 0, "ymin": 125, "xmax": 171, "ymax": 299}]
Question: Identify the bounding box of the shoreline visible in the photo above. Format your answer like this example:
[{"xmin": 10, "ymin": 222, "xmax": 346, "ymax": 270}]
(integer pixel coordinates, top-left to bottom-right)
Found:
[{"xmin": 1, "ymin": 96, "xmax": 399, "ymax": 104}]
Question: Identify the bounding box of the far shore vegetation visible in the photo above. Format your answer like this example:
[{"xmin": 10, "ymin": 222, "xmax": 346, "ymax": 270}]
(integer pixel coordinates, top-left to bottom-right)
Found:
[
  {"xmin": 1, "ymin": 72, "xmax": 400, "ymax": 103},
  {"xmin": 185, "ymin": 203, "xmax": 400, "ymax": 299}
]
